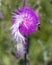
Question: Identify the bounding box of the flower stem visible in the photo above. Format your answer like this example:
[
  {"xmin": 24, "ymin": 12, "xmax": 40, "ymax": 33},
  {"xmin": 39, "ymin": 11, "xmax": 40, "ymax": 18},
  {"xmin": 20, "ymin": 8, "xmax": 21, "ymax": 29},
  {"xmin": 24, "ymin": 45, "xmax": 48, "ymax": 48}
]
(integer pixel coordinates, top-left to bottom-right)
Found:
[
  {"xmin": 23, "ymin": 0, "xmax": 28, "ymax": 7},
  {"xmin": 24, "ymin": 36, "xmax": 29, "ymax": 65},
  {"xmin": 24, "ymin": 53, "xmax": 27, "ymax": 65}
]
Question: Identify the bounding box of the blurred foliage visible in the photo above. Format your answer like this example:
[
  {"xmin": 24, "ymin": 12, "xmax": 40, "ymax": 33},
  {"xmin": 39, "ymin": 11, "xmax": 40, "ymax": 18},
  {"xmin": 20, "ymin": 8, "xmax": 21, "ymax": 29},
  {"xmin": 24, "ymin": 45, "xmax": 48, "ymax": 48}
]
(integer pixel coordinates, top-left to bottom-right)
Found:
[{"xmin": 0, "ymin": 0, "xmax": 52, "ymax": 65}]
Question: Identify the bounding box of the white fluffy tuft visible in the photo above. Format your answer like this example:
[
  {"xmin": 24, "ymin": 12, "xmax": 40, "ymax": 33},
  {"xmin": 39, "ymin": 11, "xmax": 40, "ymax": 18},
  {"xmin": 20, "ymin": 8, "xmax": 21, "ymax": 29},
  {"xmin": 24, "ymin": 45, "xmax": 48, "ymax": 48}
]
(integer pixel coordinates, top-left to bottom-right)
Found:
[{"xmin": 10, "ymin": 15, "xmax": 25, "ymax": 43}]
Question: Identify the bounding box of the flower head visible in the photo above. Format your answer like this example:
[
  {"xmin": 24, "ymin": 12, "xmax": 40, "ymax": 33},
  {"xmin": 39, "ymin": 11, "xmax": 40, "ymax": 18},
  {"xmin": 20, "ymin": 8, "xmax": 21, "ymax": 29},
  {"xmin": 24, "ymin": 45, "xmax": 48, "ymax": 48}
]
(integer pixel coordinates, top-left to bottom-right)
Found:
[
  {"xmin": 11, "ymin": 6, "xmax": 40, "ymax": 58},
  {"xmin": 11, "ymin": 6, "xmax": 40, "ymax": 42}
]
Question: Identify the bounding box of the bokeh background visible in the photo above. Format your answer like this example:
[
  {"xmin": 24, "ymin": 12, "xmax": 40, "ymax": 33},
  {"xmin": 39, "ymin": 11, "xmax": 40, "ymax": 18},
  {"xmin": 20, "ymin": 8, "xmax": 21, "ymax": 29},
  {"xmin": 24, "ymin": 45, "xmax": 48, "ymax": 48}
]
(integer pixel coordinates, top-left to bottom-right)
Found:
[{"xmin": 0, "ymin": 0, "xmax": 52, "ymax": 65}]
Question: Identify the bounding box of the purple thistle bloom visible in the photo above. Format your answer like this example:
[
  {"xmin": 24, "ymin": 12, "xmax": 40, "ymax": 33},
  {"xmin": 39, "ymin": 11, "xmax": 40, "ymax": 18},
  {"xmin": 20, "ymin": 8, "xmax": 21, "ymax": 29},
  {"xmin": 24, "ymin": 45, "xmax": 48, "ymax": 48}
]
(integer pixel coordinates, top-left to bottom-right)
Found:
[
  {"xmin": 11, "ymin": 6, "xmax": 40, "ymax": 58},
  {"xmin": 11, "ymin": 6, "xmax": 40, "ymax": 40}
]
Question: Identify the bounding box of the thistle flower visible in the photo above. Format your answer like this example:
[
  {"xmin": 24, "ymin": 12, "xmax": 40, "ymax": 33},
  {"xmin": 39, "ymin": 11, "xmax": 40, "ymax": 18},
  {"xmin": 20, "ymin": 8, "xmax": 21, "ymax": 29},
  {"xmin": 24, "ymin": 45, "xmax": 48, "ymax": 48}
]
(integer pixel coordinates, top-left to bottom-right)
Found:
[
  {"xmin": 11, "ymin": 6, "xmax": 40, "ymax": 58},
  {"xmin": 11, "ymin": 6, "xmax": 40, "ymax": 42}
]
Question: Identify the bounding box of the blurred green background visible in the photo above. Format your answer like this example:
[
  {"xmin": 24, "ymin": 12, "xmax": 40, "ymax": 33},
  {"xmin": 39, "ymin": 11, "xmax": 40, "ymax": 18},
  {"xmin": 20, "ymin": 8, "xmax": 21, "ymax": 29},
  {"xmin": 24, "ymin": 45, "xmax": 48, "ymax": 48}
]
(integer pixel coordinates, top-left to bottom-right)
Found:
[{"xmin": 0, "ymin": 0, "xmax": 52, "ymax": 65}]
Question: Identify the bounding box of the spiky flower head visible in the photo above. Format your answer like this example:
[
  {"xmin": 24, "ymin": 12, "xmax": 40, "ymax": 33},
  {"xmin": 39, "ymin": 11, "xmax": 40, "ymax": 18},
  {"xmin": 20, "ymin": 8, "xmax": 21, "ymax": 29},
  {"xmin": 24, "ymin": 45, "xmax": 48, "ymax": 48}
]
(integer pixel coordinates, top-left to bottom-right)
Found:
[
  {"xmin": 11, "ymin": 6, "xmax": 40, "ymax": 58},
  {"xmin": 11, "ymin": 6, "xmax": 40, "ymax": 42}
]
